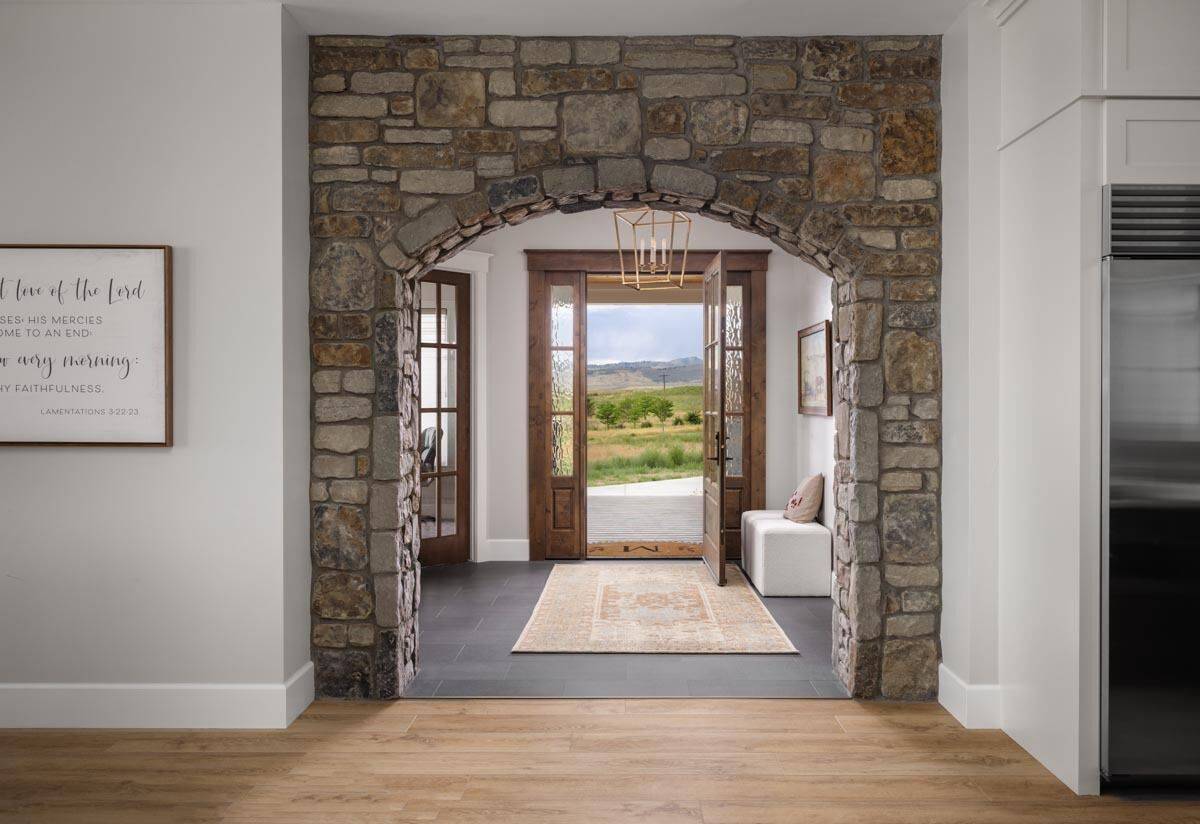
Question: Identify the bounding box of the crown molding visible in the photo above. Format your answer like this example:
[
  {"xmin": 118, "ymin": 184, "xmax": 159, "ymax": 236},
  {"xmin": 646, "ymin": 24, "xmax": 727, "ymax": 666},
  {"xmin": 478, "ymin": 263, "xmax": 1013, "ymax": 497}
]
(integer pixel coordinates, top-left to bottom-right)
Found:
[{"xmin": 982, "ymin": 0, "xmax": 1029, "ymax": 26}]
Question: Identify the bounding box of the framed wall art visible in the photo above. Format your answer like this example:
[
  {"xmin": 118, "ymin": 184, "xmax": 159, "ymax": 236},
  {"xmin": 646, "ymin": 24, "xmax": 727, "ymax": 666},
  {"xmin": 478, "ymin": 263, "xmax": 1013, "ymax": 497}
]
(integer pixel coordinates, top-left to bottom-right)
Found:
[
  {"xmin": 0, "ymin": 245, "xmax": 173, "ymax": 446},
  {"xmin": 798, "ymin": 320, "xmax": 832, "ymax": 417}
]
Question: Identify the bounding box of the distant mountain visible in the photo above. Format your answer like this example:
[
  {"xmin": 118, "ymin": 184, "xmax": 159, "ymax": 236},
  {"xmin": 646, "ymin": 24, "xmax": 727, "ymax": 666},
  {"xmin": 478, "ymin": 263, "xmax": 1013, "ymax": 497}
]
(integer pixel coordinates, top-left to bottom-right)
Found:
[{"xmin": 586, "ymin": 357, "xmax": 702, "ymax": 391}]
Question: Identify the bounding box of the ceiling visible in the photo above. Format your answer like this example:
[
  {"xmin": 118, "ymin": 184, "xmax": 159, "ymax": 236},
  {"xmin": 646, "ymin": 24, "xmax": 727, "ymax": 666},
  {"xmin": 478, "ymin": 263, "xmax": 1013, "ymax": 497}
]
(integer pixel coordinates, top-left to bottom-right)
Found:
[{"xmin": 281, "ymin": 0, "xmax": 974, "ymax": 36}]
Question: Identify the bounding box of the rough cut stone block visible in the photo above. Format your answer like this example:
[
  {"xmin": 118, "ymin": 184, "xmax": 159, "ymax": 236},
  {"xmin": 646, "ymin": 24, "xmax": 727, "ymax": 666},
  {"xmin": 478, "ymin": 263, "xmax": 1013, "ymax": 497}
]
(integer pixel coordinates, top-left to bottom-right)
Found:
[
  {"xmin": 912, "ymin": 398, "xmax": 939, "ymax": 420},
  {"xmin": 844, "ymin": 302, "xmax": 882, "ymax": 362},
  {"xmin": 313, "ymin": 146, "xmax": 360, "ymax": 166},
  {"xmin": 749, "ymin": 93, "xmax": 833, "ymax": 121},
  {"xmin": 313, "ymin": 74, "xmax": 346, "ymax": 93},
  {"xmin": 404, "ymin": 47, "xmax": 439, "ymax": 70},
  {"xmin": 488, "ymin": 99, "xmax": 558, "ymax": 128},
  {"xmin": 543, "ymin": 166, "xmax": 596, "ymax": 198},
  {"xmin": 446, "ymin": 55, "xmax": 513, "ymax": 69},
  {"xmin": 312, "ymin": 120, "xmax": 380, "ymax": 144},
  {"xmin": 885, "ymin": 331, "xmax": 939, "ymax": 393},
  {"xmin": 814, "ymin": 153, "xmax": 875, "ymax": 203},
  {"xmin": 476, "ymin": 155, "xmax": 516, "ymax": 178},
  {"xmin": 314, "ymin": 424, "xmax": 370, "ymax": 454},
  {"xmin": 885, "ymin": 564, "xmax": 939, "ymax": 588},
  {"xmin": 383, "ymin": 128, "xmax": 452, "ymax": 144},
  {"xmin": 645, "ymin": 137, "xmax": 691, "ymax": 160},
  {"xmin": 849, "ymin": 362, "xmax": 884, "ymax": 407},
  {"xmin": 712, "ymin": 146, "xmax": 808, "ymax": 174},
  {"xmin": 314, "ymin": 648, "xmax": 371, "ymax": 698},
  {"xmin": 350, "ymin": 72, "xmax": 414, "ymax": 93},
  {"xmin": 650, "ymin": 165, "xmax": 717, "ymax": 199},
  {"xmin": 316, "ymin": 396, "xmax": 373, "ymax": 422},
  {"xmin": 881, "ymin": 445, "xmax": 939, "ymax": 470},
  {"xmin": 881, "ymin": 471, "xmax": 923, "ymax": 492},
  {"xmin": 867, "ymin": 38, "xmax": 923, "ymax": 52},
  {"xmin": 520, "ymin": 39, "xmax": 571, "ymax": 65},
  {"xmin": 881, "ymin": 493, "xmax": 939, "ymax": 564},
  {"xmin": 311, "ymin": 241, "xmax": 377, "ymax": 311},
  {"xmin": 820, "ymin": 126, "xmax": 873, "ymax": 152},
  {"xmin": 341, "ymin": 370, "xmax": 375, "ymax": 395},
  {"xmin": 487, "ymin": 175, "xmax": 542, "ymax": 210},
  {"xmin": 395, "ymin": 203, "xmax": 458, "ymax": 253},
  {"xmin": 330, "ymin": 480, "xmax": 370, "ymax": 504},
  {"xmin": 901, "ymin": 590, "xmax": 939, "ymax": 612},
  {"xmin": 373, "ymin": 416, "xmax": 400, "ymax": 480},
  {"xmin": 313, "ymin": 503, "xmax": 369, "ymax": 569},
  {"xmin": 398, "ymin": 170, "xmax": 474, "ymax": 195},
  {"xmin": 370, "ymin": 531, "xmax": 400, "ymax": 573},
  {"xmin": 843, "ymin": 203, "xmax": 938, "ymax": 227},
  {"xmin": 642, "ymin": 74, "xmax": 747, "ymax": 99},
  {"xmin": 837, "ymin": 82, "xmax": 933, "ymax": 109},
  {"xmin": 312, "ymin": 572, "xmax": 373, "ymax": 620},
  {"xmin": 311, "ymin": 95, "xmax": 389, "ymax": 118},
  {"xmin": 329, "ymin": 183, "xmax": 400, "ymax": 213},
  {"xmin": 488, "ymin": 70, "xmax": 516, "ymax": 97},
  {"xmin": 522, "ymin": 67, "xmax": 612, "ymax": 96},
  {"xmin": 881, "ymin": 109, "xmax": 939, "ymax": 175},
  {"xmin": 749, "ymin": 119, "xmax": 813, "ymax": 144},
  {"xmin": 849, "ymin": 563, "xmax": 881, "ymax": 640},
  {"xmin": 575, "ymin": 40, "xmax": 620, "ymax": 64},
  {"xmin": 849, "ymin": 409, "xmax": 879, "ymax": 482},
  {"xmin": 363, "ymin": 144, "xmax": 452, "ymax": 168},
  {"xmin": 742, "ymin": 38, "xmax": 797, "ymax": 60},
  {"xmin": 374, "ymin": 573, "xmax": 400, "ymax": 628},
  {"xmin": 690, "ymin": 99, "xmax": 747, "ymax": 146},
  {"xmin": 802, "ymin": 38, "xmax": 863, "ymax": 81},
  {"xmin": 756, "ymin": 191, "xmax": 804, "ymax": 231},
  {"xmin": 886, "ymin": 613, "xmax": 935, "ymax": 638},
  {"xmin": 624, "ymin": 48, "xmax": 736, "ymax": 69},
  {"xmin": 370, "ymin": 483, "xmax": 400, "ymax": 530},
  {"xmin": 314, "ymin": 454, "xmax": 356, "ymax": 479},
  {"xmin": 750, "ymin": 64, "xmax": 797, "ymax": 91},
  {"xmin": 347, "ymin": 624, "xmax": 374, "ymax": 646},
  {"xmin": 415, "ymin": 71, "xmax": 485, "ymax": 127},
  {"xmin": 856, "ymin": 229, "xmax": 896, "ymax": 250},
  {"xmin": 597, "ymin": 158, "xmax": 646, "ymax": 192},
  {"xmin": 479, "ymin": 36, "xmax": 516, "ymax": 54},
  {"xmin": 563, "ymin": 93, "xmax": 641, "ymax": 156},
  {"xmin": 313, "ymin": 622, "xmax": 348, "ymax": 648},
  {"xmin": 312, "ymin": 371, "xmax": 341, "ymax": 394},
  {"xmin": 452, "ymin": 192, "xmax": 491, "ymax": 226},
  {"xmin": 881, "ymin": 638, "xmax": 938, "ymax": 699},
  {"xmin": 647, "ymin": 101, "xmax": 687, "ymax": 134},
  {"xmin": 869, "ymin": 53, "xmax": 939, "ymax": 80},
  {"xmin": 888, "ymin": 304, "xmax": 937, "ymax": 329},
  {"xmin": 881, "ymin": 179, "xmax": 937, "ymax": 203},
  {"xmin": 715, "ymin": 180, "xmax": 760, "ymax": 216},
  {"xmin": 838, "ymin": 482, "xmax": 878, "ymax": 522}
]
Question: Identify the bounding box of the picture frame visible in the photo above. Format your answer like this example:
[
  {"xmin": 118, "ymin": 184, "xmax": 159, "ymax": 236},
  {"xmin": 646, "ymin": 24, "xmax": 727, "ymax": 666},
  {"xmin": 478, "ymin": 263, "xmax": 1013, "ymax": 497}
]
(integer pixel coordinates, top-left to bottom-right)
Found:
[
  {"xmin": 0, "ymin": 244, "xmax": 173, "ymax": 446},
  {"xmin": 798, "ymin": 320, "xmax": 832, "ymax": 416}
]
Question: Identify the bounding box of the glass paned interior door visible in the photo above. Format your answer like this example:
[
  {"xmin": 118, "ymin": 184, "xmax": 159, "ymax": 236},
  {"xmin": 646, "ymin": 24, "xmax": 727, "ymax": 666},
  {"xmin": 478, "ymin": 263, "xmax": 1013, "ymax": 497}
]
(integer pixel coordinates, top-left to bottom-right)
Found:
[{"xmin": 420, "ymin": 277, "xmax": 460, "ymax": 546}]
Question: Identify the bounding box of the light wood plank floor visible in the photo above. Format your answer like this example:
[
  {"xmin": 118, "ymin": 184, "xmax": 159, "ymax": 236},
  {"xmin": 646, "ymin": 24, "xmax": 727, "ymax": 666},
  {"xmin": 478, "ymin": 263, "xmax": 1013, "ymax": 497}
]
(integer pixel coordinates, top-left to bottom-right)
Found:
[{"xmin": 2, "ymin": 699, "xmax": 1197, "ymax": 823}]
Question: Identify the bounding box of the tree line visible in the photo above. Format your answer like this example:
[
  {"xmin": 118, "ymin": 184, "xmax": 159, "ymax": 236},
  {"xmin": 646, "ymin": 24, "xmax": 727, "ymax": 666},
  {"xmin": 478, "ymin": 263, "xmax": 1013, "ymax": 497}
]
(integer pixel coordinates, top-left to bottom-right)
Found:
[{"xmin": 588, "ymin": 393, "xmax": 702, "ymax": 430}]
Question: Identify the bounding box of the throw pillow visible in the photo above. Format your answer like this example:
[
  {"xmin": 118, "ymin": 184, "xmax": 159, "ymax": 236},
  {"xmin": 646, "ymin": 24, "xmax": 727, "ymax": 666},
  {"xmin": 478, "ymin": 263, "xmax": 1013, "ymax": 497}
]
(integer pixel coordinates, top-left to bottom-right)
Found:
[{"xmin": 784, "ymin": 474, "xmax": 823, "ymax": 523}]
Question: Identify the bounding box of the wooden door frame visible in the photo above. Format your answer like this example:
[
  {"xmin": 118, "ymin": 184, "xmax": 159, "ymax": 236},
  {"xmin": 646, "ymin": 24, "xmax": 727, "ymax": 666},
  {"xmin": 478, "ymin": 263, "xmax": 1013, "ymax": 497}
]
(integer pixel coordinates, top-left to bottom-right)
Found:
[
  {"xmin": 417, "ymin": 269, "xmax": 472, "ymax": 566},
  {"xmin": 525, "ymin": 249, "xmax": 769, "ymax": 562}
]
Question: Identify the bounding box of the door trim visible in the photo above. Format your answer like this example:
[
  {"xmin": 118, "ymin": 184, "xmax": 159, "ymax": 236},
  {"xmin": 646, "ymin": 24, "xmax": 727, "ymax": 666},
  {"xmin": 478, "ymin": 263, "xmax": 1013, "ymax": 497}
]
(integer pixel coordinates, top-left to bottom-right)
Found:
[
  {"xmin": 417, "ymin": 269, "xmax": 472, "ymax": 566},
  {"xmin": 524, "ymin": 249, "xmax": 770, "ymax": 563}
]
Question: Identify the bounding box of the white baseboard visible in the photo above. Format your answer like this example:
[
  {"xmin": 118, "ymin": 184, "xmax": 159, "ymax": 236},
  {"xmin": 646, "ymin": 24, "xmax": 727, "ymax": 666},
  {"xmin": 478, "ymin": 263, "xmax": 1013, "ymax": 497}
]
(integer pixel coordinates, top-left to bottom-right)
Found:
[
  {"xmin": 0, "ymin": 660, "xmax": 314, "ymax": 729},
  {"xmin": 938, "ymin": 663, "xmax": 1001, "ymax": 729},
  {"xmin": 477, "ymin": 539, "xmax": 529, "ymax": 562}
]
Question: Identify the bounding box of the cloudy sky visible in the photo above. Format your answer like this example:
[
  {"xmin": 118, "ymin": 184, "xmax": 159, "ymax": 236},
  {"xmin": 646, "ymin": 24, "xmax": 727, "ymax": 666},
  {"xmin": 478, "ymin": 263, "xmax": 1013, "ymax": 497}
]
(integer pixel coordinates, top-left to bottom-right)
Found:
[{"xmin": 586, "ymin": 304, "xmax": 702, "ymax": 364}]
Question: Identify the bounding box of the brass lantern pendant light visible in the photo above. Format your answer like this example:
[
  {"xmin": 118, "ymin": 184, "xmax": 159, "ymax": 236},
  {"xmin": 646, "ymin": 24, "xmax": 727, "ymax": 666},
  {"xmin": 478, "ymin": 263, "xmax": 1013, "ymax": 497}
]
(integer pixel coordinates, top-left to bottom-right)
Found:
[{"xmin": 612, "ymin": 206, "xmax": 692, "ymax": 291}]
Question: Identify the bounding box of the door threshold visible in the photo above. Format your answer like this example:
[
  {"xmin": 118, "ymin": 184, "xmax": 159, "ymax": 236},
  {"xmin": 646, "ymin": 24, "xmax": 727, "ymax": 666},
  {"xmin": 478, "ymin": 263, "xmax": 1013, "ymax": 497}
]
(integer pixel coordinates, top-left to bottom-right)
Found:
[{"xmin": 586, "ymin": 541, "xmax": 703, "ymax": 558}]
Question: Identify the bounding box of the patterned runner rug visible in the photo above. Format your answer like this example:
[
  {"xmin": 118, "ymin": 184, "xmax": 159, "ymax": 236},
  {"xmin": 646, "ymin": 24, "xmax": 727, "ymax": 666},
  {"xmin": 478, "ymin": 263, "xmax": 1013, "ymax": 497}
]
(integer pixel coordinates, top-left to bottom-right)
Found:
[{"xmin": 512, "ymin": 562, "xmax": 797, "ymax": 654}]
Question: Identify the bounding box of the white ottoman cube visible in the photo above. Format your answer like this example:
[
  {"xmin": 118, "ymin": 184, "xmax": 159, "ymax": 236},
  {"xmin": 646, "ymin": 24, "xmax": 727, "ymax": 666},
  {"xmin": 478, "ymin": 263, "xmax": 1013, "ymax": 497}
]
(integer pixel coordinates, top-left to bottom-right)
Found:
[{"xmin": 740, "ymin": 510, "xmax": 832, "ymax": 597}]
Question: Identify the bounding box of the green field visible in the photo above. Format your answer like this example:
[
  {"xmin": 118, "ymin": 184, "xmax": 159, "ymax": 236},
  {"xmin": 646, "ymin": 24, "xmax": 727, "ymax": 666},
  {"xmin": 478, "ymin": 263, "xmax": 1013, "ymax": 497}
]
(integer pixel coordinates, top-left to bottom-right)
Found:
[{"xmin": 586, "ymin": 385, "xmax": 703, "ymax": 487}]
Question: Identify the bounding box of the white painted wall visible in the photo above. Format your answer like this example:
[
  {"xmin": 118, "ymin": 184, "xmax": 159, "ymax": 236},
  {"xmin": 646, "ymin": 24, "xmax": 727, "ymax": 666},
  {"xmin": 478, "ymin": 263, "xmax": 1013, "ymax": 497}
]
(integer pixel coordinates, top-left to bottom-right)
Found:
[
  {"xmin": 0, "ymin": 3, "xmax": 312, "ymax": 728},
  {"xmin": 446, "ymin": 209, "xmax": 835, "ymax": 560},
  {"xmin": 939, "ymin": 0, "xmax": 1002, "ymax": 729}
]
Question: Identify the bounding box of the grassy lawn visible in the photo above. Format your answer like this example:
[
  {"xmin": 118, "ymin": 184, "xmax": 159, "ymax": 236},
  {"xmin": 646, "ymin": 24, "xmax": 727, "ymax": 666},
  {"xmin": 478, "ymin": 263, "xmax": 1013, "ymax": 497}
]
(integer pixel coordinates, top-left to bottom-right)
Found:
[{"xmin": 586, "ymin": 385, "xmax": 703, "ymax": 487}]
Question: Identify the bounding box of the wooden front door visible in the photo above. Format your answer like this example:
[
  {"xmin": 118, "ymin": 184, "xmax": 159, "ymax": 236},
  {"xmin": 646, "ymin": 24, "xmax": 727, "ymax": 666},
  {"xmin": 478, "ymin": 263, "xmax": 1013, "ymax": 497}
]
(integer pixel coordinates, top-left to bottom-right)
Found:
[
  {"xmin": 701, "ymin": 252, "xmax": 728, "ymax": 585},
  {"xmin": 418, "ymin": 270, "xmax": 471, "ymax": 566},
  {"xmin": 528, "ymin": 269, "xmax": 587, "ymax": 560}
]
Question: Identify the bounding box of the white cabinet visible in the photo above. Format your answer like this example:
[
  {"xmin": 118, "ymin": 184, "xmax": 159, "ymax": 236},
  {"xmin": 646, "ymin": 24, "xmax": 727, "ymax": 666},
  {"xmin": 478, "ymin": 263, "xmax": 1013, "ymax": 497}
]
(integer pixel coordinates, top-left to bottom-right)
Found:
[
  {"xmin": 1104, "ymin": 0, "xmax": 1200, "ymax": 93},
  {"xmin": 1106, "ymin": 99, "xmax": 1200, "ymax": 184}
]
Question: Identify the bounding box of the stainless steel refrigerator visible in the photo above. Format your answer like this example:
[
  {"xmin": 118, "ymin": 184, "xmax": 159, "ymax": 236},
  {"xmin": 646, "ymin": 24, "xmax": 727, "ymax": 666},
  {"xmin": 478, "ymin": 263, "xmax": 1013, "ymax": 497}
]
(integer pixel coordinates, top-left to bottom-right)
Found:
[{"xmin": 1102, "ymin": 184, "xmax": 1200, "ymax": 786}]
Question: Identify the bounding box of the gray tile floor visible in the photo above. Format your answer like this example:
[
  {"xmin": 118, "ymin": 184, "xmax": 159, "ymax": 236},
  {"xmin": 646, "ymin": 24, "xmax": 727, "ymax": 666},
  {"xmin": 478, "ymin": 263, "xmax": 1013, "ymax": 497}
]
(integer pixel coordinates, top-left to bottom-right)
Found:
[{"xmin": 410, "ymin": 561, "xmax": 846, "ymax": 698}]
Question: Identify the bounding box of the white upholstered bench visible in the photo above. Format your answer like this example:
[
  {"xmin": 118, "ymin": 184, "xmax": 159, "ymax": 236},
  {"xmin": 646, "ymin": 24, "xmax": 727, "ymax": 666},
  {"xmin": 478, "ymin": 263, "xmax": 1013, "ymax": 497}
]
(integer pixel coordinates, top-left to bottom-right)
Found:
[{"xmin": 739, "ymin": 510, "xmax": 832, "ymax": 597}]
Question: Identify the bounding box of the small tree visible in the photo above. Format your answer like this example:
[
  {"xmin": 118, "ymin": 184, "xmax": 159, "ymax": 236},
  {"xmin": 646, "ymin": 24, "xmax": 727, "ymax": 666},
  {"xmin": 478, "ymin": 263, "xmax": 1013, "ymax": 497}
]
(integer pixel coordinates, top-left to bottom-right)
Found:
[
  {"xmin": 649, "ymin": 397, "xmax": 674, "ymax": 430},
  {"xmin": 595, "ymin": 401, "xmax": 620, "ymax": 429},
  {"xmin": 685, "ymin": 410, "xmax": 702, "ymax": 425},
  {"xmin": 618, "ymin": 393, "xmax": 653, "ymax": 426}
]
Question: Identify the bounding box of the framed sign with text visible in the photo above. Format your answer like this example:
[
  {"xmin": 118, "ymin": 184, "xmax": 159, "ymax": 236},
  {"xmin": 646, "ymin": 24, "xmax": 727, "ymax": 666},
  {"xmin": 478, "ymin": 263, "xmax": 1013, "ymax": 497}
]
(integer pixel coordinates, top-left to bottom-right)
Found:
[{"xmin": 0, "ymin": 245, "xmax": 173, "ymax": 446}]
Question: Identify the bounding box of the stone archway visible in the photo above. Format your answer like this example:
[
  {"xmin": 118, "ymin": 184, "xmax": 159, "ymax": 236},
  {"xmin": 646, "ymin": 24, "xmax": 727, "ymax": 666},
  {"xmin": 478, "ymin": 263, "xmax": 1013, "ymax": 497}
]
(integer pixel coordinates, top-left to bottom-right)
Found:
[{"xmin": 307, "ymin": 33, "xmax": 942, "ymax": 700}]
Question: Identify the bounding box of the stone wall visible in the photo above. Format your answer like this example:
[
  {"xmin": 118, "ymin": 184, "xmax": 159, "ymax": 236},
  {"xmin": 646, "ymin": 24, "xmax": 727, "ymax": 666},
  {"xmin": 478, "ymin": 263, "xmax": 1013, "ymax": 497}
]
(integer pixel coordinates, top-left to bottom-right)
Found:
[{"xmin": 308, "ymin": 33, "xmax": 943, "ymax": 699}]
